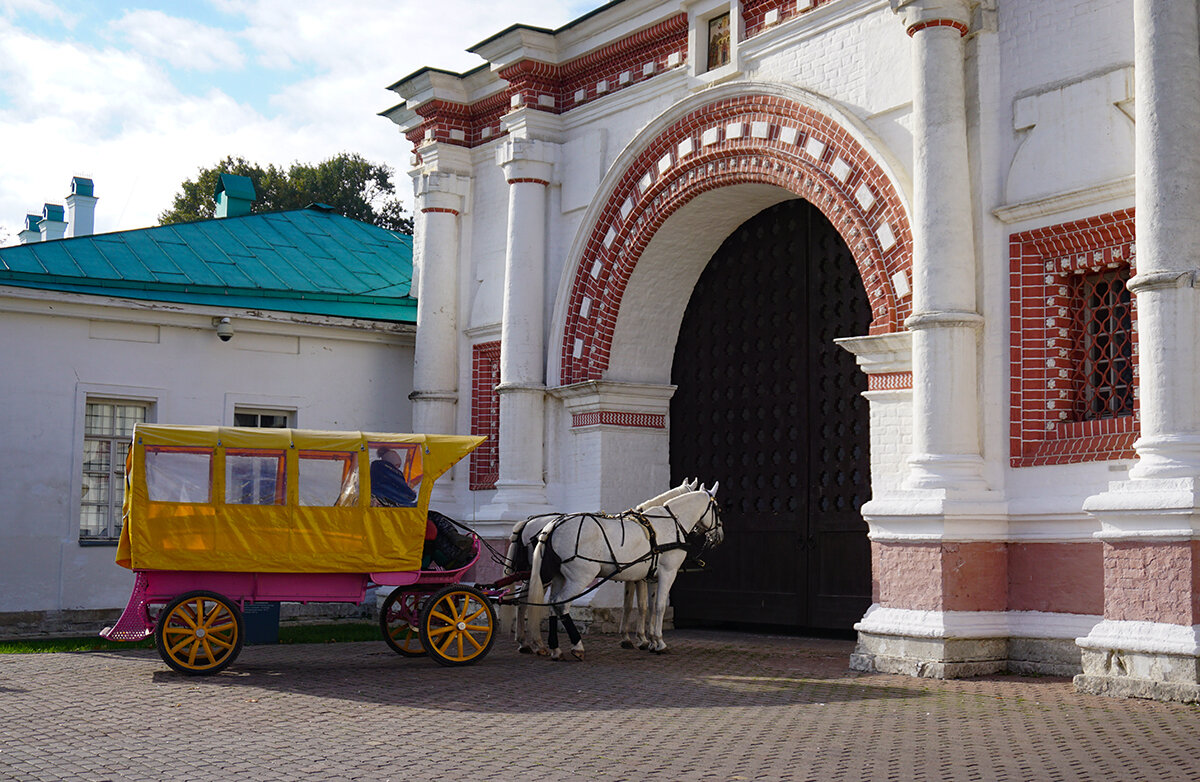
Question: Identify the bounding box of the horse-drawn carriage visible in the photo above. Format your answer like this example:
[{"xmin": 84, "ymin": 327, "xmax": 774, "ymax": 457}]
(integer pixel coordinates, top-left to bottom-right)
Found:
[
  {"xmin": 101, "ymin": 425, "xmax": 504, "ymax": 673},
  {"xmin": 101, "ymin": 424, "xmax": 724, "ymax": 674}
]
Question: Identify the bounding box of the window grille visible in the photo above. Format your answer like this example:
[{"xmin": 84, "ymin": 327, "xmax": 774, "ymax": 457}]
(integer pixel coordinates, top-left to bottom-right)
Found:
[
  {"xmin": 470, "ymin": 342, "xmax": 501, "ymax": 491},
  {"xmin": 234, "ymin": 410, "xmax": 290, "ymax": 428},
  {"xmin": 81, "ymin": 401, "xmax": 148, "ymax": 541},
  {"xmin": 1073, "ymin": 269, "xmax": 1133, "ymax": 421}
]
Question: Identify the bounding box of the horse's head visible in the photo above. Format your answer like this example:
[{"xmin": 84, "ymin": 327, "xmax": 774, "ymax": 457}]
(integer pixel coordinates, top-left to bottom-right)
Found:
[{"xmin": 663, "ymin": 484, "xmax": 724, "ymax": 550}]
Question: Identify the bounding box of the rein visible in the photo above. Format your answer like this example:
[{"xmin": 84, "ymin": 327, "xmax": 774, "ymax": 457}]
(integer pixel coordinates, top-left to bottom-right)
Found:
[{"xmin": 516, "ymin": 497, "xmax": 722, "ymax": 607}]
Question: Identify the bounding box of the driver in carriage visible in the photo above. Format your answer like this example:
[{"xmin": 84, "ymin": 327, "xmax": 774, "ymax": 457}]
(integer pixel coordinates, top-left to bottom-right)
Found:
[{"xmin": 370, "ymin": 447, "xmax": 473, "ymax": 570}]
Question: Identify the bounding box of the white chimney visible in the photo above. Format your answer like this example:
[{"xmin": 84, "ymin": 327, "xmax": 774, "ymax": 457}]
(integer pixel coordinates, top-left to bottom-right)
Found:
[
  {"xmin": 17, "ymin": 214, "xmax": 41, "ymax": 244},
  {"xmin": 65, "ymin": 176, "xmax": 96, "ymax": 237},
  {"xmin": 38, "ymin": 203, "xmax": 67, "ymax": 241}
]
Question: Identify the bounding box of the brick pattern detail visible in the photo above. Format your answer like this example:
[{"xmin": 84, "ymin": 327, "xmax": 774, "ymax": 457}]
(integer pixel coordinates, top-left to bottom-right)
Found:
[
  {"xmin": 420, "ymin": 207, "xmax": 459, "ymax": 215},
  {"xmin": 868, "ymin": 371, "xmax": 913, "ymax": 391},
  {"xmin": 742, "ymin": 0, "xmax": 831, "ymax": 38},
  {"xmin": 469, "ymin": 341, "xmax": 501, "ymax": 491},
  {"xmin": 906, "ymin": 19, "xmax": 970, "ymax": 37},
  {"xmin": 1103, "ymin": 540, "xmax": 1200, "ymax": 626},
  {"xmin": 571, "ymin": 411, "xmax": 666, "ymax": 429},
  {"xmin": 560, "ymin": 94, "xmax": 912, "ymax": 385},
  {"xmin": 1010, "ymin": 210, "xmax": 1139, "ymax": 466},
  {"xmin": 404, "ymin": 4, "xmax": 866, "ymax": 158},
  {"xmin": 406, "ymin": 16, "xmax": 688, "ymax": 157}
]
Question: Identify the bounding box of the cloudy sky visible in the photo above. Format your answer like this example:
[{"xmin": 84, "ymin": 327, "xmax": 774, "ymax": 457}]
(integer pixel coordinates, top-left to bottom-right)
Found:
[{"xmin": 0, "ymin": 0, "xmax": 599, "ymax": 245}]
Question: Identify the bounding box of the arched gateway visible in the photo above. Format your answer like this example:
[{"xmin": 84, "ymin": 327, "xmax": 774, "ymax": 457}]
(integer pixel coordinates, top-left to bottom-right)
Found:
[{"xmin": 553, "ymin": 87, "xmax": 913, "ymax": 632}]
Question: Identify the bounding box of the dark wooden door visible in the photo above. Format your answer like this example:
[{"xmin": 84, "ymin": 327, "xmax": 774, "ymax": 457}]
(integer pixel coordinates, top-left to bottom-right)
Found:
[{"xmin": 669, "ymin": 198, "xmax": 871, "ymax": 632}]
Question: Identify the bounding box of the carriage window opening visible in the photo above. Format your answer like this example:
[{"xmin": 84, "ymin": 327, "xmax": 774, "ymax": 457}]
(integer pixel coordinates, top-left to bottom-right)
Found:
[
  {"xmin": 225, "ymin": 449, "xmax": 286, "ymax": 505},
  {"xmin": 145, "ymin": 447, "xmax": 212, "ymax": 503},
  {"xmin": 368, "ymin": 442, "xmax": 423, "ymax": 507},
  {"xmin": 298, "ymin": 451, "xmax": 357, "ymax": 507},
  {"xmin": 81, "ymin": 401, "xmax": 148, "ymax": 541}
]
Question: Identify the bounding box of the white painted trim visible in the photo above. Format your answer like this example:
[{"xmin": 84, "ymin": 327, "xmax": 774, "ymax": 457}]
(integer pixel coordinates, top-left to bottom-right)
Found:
[
  {"xmin": 1077, "ymin": 620, "xmax": 1200, "ymax": 657},
  {"xmin": 992, "ymin": 175, "xmax": 1135, "ymax": 224},
  {"xmin": 0, "ymin": 287, "xmax": 414, "ymax": 345},
  {"xmin": 856, "ymin": 604, "xmax": 1101, "ymax": 640}
]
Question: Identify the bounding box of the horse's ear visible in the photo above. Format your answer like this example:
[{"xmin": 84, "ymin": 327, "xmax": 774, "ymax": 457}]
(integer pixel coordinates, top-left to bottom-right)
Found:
[
  {"xmin": 688, "ymin": 478, "xmax": 698, "ymax": 490},
  {"xmin": 708, "ymin": 481, "xmax": 719, "ymax": 498},
  {"xmin": 699, "ymin": 482, "xmax": 707, "ymax": 494}
]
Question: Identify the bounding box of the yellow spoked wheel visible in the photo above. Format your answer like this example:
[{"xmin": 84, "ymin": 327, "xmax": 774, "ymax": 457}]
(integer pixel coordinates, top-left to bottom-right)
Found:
[
  {"xmin": 154, "ymin": 591, "xmax": 244, "ymax": 676},
  {"xmin": 419, "ymin": 584, "xmax": 496, "ymax": 667},
  {"xmin": 380, "ymin": 590, "xmax": 426, "ymax": 657}
]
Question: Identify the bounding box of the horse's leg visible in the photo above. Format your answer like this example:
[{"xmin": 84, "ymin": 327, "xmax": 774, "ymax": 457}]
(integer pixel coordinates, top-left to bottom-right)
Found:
[
  {"xmin": 648, "ymin": 568, "xmax": 679, "ymax": 654},
  {"xmin": 620, "ymin": 583, "xmax": 637, "ymax": 649},
  {"xmin": 635, "ymin": 580, "xmax": 650, "ymax": 650}
]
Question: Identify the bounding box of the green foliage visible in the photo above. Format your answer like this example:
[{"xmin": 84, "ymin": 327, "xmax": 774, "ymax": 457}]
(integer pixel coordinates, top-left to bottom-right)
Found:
[{"xmin": 159, "ymin": 153, "xmax": 412, "ymax": 233}]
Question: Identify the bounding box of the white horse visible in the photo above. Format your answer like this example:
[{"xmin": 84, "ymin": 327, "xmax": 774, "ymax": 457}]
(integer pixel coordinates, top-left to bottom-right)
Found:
[
  {"xmin": 526, "ymin": 484, "xmax": 723, "ymax": 660},
  {"xmin": 501, "ymin": 479, "xmax": 697, "ymax": 654},
  {"xmin": 620, "ymin": 479, "xmax": 698, "ymax": 650}
]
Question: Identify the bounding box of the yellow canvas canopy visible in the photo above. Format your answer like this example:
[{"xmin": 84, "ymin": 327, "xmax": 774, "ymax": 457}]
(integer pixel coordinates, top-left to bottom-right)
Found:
[{"xmin": 116, "ymin": 425, "xmax": 484, "ymax": 574}]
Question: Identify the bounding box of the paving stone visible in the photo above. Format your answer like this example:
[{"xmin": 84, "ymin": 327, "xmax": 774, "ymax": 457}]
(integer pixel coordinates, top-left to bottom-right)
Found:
[{"xmin": 1, "ymin": 631, "xmax": 1199, "ymax": 780}]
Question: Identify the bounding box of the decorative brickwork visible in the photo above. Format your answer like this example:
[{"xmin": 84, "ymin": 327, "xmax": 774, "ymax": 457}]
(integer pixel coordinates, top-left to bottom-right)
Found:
[
  {"xmin": 742, "ymin": 0, "xmax": 830, "ymax": 38},
  {"xmin": 868, "ymin": 371, "xmax": 913, "ymax": 391},
  {"xmin": 571, "ymin": 411, "xmax": 666, "ymax": 429},
  {"xmin": 469, "ymin": 341, "xmax": 501, "ymax": 490},
  {"xmin": 906, "ymin": 19, "xmax": 970, "ymax": 37},
  {"xmin": 559, "ymin": 94, "xmax": 912, "ymax": 385},
  {"xmin": 1009, "ymin": 210, "xmax": 1139, "ymax": 467},
  {"xmin": 1102, "ymin": 540, "xmax": 1200, "ymax": 626}
]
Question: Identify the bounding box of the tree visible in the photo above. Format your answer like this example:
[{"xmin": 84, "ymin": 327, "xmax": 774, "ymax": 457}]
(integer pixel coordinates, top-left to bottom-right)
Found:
[{"xmin": 159, "ymin": 153, "xmax": 412, "ymax": 233}]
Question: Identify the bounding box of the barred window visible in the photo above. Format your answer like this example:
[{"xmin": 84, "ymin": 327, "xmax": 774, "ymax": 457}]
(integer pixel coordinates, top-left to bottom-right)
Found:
[
  {"xmin": 81, "ymin": 401, "xmax": 148, "ymax": 542},
  {"xmin": 1073, "ymin": 269, "xmax": 1133, "ymax": 421}
]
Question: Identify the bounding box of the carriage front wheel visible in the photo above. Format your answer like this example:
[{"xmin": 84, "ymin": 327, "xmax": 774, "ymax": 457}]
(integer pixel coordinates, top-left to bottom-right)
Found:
[
  {"xmin": 379, "ymin": 589, "xmax": 426, "ymax": 657},
  {"xmin": 419, "ymin": 584, "xmax": 496, "ymax": 667},
  {"xmin": 154, "ymin": 591, "xmax": 244, "ymax": 675}
]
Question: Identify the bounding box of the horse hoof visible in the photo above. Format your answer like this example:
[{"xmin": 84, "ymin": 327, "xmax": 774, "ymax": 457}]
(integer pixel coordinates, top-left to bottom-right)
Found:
[
  {"xmin": 652, "ymin": 647, "xmax": 669, "ymax": 655},
  {"xmin": 620, "ymin": 640, "xmax": 635, "ymax": 649},
  {"xmin": 571, "ymin": 649, "xmax": 585, "ymax": 661},
  {"xmin": 518, "ymin": 645, "xmax": 533, "ymax": 654},
  {"xmin": 535, "ymin": 648, "xmax": 550, "ymax": 657},
  {"xmin": 550, "ymin": 651, "xmax": 563, "ymax": 662},
  {"xmin": 637, "ymin": 642, "xmax": 650, "ymax": 651}
]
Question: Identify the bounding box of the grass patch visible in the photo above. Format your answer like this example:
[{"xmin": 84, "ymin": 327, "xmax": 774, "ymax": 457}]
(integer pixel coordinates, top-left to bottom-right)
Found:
[{"xmin": 0, "ymin": 622, "xmax": 382, "ymax": 654}]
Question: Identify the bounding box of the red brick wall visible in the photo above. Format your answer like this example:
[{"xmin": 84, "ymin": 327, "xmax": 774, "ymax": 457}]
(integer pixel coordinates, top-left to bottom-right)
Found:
[
  {"xmin": 470, "ymin": 341, "xmax": 501, "ymax": 491},
  {"xmin": 1103, "ymin": 540, "xmax": 1200, "ymax": 626},
  {"xmin": 1008, "ymin": 542, "xmax": 1103, "ymax": 615},
  {"xmin": 1009, "ymin": 210, "xmax": 1139, "ymax": 466}
]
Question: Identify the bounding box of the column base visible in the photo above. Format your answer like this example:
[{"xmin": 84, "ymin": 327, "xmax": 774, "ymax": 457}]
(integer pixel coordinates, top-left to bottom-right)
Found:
[
  {"xmin": 1074, "ymin": 620, "xmax": 1200, "ymax": 703},
  {"xmin": 850, "ymin": 632, "xmax": 1007, "ymax": 679}
]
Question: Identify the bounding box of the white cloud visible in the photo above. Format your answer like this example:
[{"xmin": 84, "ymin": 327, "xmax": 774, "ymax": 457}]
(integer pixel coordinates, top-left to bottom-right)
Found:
[
  {"xmin": 108, "ymin": 9, "xmax": 245, "ymax": 72},
  {"xmin": 0, "ymin": 1, "xmax": 604, "ymax": 245}
]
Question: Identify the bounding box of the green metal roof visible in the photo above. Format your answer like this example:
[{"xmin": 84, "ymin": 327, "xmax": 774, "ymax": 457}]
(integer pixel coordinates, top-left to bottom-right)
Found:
[{"xmin": 0, "ymin": 205, "xmax": 416, "ymax": 323}]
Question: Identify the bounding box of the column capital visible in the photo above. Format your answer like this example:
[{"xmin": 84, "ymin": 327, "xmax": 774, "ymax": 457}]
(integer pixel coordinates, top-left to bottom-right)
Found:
[
  {"xmin": 415, "ymin": 170, "xmax": 471, "ymax": 214},
  {"xmin": 890, "ymin": 0, "xmax": 972, "ymax": 36},
  {"xmin": 496, "ymin": 137, "xmax": 558, "ymax": 184}
]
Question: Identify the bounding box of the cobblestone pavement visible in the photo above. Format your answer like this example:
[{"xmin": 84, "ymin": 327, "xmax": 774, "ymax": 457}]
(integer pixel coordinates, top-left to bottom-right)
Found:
[{"xmin": 2, "ymin": 629, "xmax": 1200, "ymax": 781}]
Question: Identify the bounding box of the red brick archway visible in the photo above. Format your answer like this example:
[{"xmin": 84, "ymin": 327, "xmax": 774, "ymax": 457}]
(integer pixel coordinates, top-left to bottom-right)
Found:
[{"xmin": 559, "ymin": 94, "xmax": 912, "ymax": 385}]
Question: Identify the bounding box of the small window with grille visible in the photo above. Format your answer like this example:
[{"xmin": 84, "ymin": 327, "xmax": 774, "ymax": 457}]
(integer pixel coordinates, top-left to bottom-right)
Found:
[
  {"xmin": 1073, "ymin": 269, "xmax": 1133, "ymax": 421},
  {"xmin": 81, "ymin": 401, "xmax": 149, "ymax": 542}
]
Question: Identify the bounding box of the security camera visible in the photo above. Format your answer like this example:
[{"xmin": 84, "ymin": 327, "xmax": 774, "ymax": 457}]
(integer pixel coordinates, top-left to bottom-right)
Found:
[{"xmin": 215, "ymin": 317, "xmax": 234, "ymax": 342}]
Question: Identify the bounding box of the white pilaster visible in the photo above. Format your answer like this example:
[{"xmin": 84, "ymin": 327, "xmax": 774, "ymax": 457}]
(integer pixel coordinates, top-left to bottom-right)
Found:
[
  {"xmin": 479, "ymin": 133, "xmax": 560, "ymax": 519},
  {"xmin": 893, "ymin": 0, "xmax": 986, "ymax": 494},
  {"xmin": 408, "ymin": 147, "xmax": 471, "ymax": 448}
]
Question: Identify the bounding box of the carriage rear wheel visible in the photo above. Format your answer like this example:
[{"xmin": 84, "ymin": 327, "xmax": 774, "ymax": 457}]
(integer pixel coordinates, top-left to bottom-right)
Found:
[
  {"xmin": 419, "ymin": 584, "xmax": 496, "ymax": 667},
  {"xmin": 379, "ymin": 589, "xmax": 426, "ymax": 657},
  {"xmin": 154, "ymin": 591, "xmax": 244, "ymax": 675}
]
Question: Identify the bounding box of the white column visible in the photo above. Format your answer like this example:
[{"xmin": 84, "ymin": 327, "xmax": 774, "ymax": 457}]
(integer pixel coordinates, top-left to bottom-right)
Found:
[
  {"xmin": 895, "ymin": 0, "xmax": 986, "ymax": 493},
  {"xmin": 1127, "ymin": 0, "xmax": 1200, "ymax": 479},
  {"xmin": 480, "ymin": 137, "xmax": 558, "ymax": 518},
  {"xmin": 409, "ymin": 170, "xmax": 469, "ymax": 441}
]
